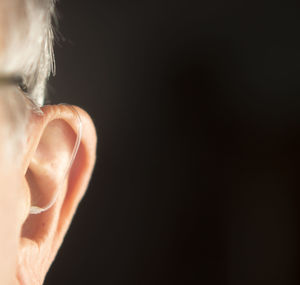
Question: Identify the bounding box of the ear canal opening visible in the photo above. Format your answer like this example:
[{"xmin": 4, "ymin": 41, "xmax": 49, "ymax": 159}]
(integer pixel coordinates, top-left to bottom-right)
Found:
[{"xmin": 29, "ymin": 105, "xmax": 82, "ymax": 214}]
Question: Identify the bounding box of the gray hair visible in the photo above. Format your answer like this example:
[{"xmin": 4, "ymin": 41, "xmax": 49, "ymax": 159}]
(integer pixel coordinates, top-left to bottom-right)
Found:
[{"xmin": 0, "ymin": 0, "xmax": 56, "ymax": 106}]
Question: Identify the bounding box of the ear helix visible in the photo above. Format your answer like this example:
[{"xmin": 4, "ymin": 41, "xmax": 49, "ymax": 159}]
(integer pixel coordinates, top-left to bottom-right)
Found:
[{"xmin": 29, "ymin": 104, "xmax": 82, "ymax": 215}]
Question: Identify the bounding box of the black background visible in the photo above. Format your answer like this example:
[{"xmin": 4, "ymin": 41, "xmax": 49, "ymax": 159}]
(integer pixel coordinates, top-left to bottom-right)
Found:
[{"xmin": 45, "ymin": 1, "xmax": 300, "ymax": 284}]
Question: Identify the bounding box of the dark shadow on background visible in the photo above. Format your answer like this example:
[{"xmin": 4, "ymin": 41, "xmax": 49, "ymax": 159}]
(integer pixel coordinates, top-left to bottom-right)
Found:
[{"xmin": 45, "ymin": 1, "xmax": 300, "ymax": 284}]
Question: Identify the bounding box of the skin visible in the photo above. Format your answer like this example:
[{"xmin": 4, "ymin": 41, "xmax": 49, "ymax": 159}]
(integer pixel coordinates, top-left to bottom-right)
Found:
[
  {"xmin": 0, "ymin": 97, "xmax": 97, "ymax": 285},
  {"xmin": 0, "ymin": 93, "xmax": 23, "ymax": 285},
  {"xmin": 0, "ymin": 9, "xmax": 97, "ymax": 285}
]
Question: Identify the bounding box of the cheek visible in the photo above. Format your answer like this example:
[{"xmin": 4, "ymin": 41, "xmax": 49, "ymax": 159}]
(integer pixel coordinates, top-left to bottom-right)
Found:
[
  {"xmin": 0, "ymin": 165, "xmax": 21, "ymax": 285},
  {"xmin": 0, "ymin": 87, "xmax": 30, "ymax": 284},
  {"xmin": 0, "ymin": 101, "xmax": 27, "ymax": 284}
]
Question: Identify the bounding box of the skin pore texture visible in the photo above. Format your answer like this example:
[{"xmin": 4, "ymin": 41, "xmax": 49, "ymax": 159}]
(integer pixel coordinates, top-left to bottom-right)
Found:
[{"xmin": 0, "ymin": 1, "xmax": 97, "ymax": 285}]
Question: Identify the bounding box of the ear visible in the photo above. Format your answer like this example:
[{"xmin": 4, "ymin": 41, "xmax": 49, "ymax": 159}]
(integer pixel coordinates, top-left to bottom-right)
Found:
[{"xmin": 16, "ymin": 105, "xmax": 97, "ymax": 285}]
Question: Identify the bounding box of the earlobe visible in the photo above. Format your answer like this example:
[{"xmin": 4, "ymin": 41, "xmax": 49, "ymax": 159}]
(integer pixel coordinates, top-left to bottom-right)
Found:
[{"xmin": 17, "ymin": 105, "xmax": 97, "ymax": 285}]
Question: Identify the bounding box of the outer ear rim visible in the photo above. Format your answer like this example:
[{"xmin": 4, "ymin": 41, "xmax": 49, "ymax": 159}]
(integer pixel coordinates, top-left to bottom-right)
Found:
[
  {"xmin": 21, "ymin": 104, "xmax": 97, "ymax": 218},
  {"xmin": 21, "ymin": 104, "xmax": 97, "ymax": 235},
  {"xmin": 17, "ymin": 104, "xmax": 97, "ymax": 285},
  {"xmin": 47, "ymin": 104, "xmax": 97, "ymax": 265}
]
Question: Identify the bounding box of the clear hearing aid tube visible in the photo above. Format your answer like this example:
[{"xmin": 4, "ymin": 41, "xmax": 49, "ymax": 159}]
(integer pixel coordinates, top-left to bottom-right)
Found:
[
  {"xmin": 29, "ymin": 104, "xmax": 82, "ymax": 214},
  {"xmin": 0, "ymin": 75, "xmax": 81, "ymax": 214}
]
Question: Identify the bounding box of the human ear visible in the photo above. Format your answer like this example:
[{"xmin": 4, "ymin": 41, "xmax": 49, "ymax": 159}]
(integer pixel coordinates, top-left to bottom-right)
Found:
[{"xmin": 16, "ymin": 105, "xmax": 97, "ymax": 285}]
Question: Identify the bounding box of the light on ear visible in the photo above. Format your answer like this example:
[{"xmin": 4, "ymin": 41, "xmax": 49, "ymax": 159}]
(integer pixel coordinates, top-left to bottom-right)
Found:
[
  {"xmin": 27, "ymin": 118, "xmax": 78, "ymax": 214},
  {"xmin": 17, "ymin": 105, "xmax": 96, "ymax": 285},
  {"xmin": 27, "ymin": 105, "xmax": 82, "ymax": 214}
]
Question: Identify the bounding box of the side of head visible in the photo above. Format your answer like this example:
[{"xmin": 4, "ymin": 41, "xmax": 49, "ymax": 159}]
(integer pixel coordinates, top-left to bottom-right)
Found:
[{"xmin": 0, "ymin": 1, "xmax": 97, "ymax": 285}]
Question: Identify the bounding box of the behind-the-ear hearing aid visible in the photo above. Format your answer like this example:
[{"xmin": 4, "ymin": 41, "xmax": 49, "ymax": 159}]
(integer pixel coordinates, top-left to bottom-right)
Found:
[{"xmin": 29, "ymin": 104, "xmax": 82, "ymax": 214}]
